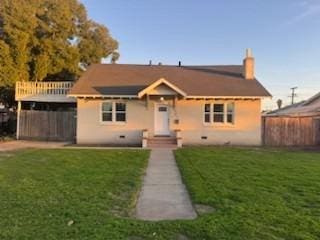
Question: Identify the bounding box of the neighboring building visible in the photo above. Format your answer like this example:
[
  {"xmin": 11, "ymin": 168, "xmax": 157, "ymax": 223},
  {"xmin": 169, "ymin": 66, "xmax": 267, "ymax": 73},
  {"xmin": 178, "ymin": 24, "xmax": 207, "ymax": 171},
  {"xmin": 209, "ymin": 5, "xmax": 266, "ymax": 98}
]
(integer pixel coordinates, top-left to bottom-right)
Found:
[
  {"xmin": 68, "ymin": 49, "xmax": 271, "ymax": 147},
  {"xmin": 263, "ymin": 92, "xmax": 320, "ymax": 146}
]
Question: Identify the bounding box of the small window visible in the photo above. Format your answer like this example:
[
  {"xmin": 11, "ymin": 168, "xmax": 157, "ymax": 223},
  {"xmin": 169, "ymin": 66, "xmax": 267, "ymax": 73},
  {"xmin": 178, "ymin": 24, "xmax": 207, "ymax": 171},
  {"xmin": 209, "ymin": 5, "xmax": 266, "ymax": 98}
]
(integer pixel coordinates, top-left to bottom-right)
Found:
[
  {"xmin": 158, "ymin": 107, "xmax": 167, "ymax": 112},
  {"xmin": 227, "ymin": 103, "xmax": 234, "ymax": 124},
  {"xmin": 101, "ymin": 102, "xmax": 126, "ymax": 123},
  {"xmin": 102, "ymin": 102, "xmax": 113, "ymax": 122},
  {"xmin": 213, "ymin": 104, "xmax": 224, "ymax": 123},
  {"xmin": 116, "ymin": 103, "xmax": 126, "ymax": 122},
  {"xmin": 204, "ymin": 104, "xmax": 211, "ymax": 123}
]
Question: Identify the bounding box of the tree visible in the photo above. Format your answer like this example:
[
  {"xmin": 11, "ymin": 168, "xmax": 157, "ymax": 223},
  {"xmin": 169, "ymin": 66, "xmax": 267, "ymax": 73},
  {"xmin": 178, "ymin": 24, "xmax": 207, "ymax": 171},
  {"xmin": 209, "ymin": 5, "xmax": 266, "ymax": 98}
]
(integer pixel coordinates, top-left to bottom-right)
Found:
[
  {"xmin": 0, "ymin": 40, "xmax": 17, "ymax": 87},
  {"xmin": 277, "ymin": 99, "xmax": 283, "ymax": 109},
  {"xmin": 0, "ymin": 0, "xmax": 119, "ymax": 87}
]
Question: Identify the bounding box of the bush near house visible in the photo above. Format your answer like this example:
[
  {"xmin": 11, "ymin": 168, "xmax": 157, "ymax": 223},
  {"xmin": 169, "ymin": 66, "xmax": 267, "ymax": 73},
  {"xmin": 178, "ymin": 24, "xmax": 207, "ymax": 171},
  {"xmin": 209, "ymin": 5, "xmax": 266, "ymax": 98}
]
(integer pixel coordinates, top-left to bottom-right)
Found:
[{"xmin": 0, "ymin": 108, "xmax": 16, "ymax": 139}]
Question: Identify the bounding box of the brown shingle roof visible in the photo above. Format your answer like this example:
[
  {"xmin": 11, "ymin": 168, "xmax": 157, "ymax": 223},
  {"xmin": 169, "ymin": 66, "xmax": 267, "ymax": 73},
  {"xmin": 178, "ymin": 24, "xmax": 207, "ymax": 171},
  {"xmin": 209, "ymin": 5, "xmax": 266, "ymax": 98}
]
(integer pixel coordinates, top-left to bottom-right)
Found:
[{"xmin": 69, "ymin": 64, "xmax": 271, "ymax": 97}]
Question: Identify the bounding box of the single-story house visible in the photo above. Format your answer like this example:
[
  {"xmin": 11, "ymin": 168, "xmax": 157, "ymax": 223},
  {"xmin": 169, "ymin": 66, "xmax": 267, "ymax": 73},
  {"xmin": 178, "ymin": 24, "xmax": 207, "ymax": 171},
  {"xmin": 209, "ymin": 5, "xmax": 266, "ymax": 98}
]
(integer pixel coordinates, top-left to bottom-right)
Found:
[
  {"xmin": 263, "ymin": 92, "xmax": 320, "ymax": 146},
  {"xmin": 68, "ymin": 49, "xmax": 271, "ymax": 147}
]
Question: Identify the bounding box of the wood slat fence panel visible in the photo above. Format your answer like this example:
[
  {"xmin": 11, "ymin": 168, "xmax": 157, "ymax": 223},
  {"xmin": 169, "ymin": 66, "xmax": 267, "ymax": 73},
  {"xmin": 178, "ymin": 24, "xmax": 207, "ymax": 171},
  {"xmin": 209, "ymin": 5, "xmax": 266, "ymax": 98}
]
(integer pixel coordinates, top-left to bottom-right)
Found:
[
  {"xmin": 315, "ymin": 119, "xmax": 320, "ymax": 145},
  {"xmin": 19, "ymin": 110, "xmax": 76, "ymax": 142},
  {"xmin": 262, "ymin": 116, "xmax": 319, "ymax": 146}
]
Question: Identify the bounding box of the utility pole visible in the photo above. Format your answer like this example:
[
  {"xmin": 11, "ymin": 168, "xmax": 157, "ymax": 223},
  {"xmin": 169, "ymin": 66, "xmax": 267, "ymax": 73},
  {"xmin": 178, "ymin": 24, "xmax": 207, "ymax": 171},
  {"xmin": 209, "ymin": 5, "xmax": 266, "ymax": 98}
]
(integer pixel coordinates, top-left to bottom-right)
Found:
[{"xmin": 289, "ymin": 87, "xmax": 298, "ymax": 105}]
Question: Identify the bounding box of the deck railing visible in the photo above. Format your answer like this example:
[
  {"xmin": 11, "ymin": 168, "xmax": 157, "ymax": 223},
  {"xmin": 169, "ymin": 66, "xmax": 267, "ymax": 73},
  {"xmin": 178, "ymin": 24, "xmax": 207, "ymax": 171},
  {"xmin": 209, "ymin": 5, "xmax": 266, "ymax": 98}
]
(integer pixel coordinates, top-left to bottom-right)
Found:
[{"xmin": 16, "ymin": 81, "xmax": 74, "ymax": 100}]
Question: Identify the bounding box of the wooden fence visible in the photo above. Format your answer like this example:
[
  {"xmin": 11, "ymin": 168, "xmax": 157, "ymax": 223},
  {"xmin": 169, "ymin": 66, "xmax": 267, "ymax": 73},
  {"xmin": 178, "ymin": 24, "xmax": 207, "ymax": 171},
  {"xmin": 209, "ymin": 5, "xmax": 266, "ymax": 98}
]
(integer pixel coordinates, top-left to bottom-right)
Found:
[
  {"xmin": 18, "ymin": 110, "xmax": 76, "ymax": 142},
  {"xmin": 262, "ymin": 116, "xmax": 320, "ymax": 146}
]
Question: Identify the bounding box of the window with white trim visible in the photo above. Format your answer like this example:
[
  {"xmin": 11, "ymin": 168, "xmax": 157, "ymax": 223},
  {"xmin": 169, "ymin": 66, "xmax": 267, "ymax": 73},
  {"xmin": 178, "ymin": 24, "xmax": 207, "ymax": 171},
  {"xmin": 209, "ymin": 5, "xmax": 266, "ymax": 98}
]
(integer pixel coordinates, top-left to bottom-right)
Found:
[
  {"xmin": 213, "ymin": 104, "xmax": 224, "ymax": 123},
  {"xmin": 204, "ymin": 104, "xmax": 211, "ymax": 123},
  {"xmin": 204, "ymin": 103, "xmax": 235, "ymax": 124},
  {"xmin": 226, "ymin": 103, "xmax": 235, "ymax": 124},
  {"xmin": 101, "ymin": 102, "xmax": 126, "ymax": 123}
]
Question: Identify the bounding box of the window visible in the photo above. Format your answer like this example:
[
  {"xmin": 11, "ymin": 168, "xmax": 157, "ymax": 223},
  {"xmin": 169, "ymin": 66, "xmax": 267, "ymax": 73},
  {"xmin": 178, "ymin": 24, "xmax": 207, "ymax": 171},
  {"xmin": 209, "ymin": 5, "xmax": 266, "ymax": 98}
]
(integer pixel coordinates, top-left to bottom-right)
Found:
[
  {"xmin": 204, "ymin": 104, "xmax": 211, "ymax": 123},
  {"xmin": 227, "ymin": 103, "xmax": 234, "ymax": 124},
  {"xmin": 102, "ymin": 102, "xmax": 113, "ymax": 122},
  {"xmin": 213, "ymin": 104, "xmax": 224, "ymax": 123},
  {"xmin": 158, "ymin": 107, "xmax": 167, "ymax": 112},
  {"xmin": 101, "ymin": 102, "xmax": 126, "ymax": 123},
  {"xmin": 204, "ymin": 102, "xmax": 235, "ymax": 125},
  {"xmin": 116, "ymin": 103, "xmax": 126, "ymax": 122}
]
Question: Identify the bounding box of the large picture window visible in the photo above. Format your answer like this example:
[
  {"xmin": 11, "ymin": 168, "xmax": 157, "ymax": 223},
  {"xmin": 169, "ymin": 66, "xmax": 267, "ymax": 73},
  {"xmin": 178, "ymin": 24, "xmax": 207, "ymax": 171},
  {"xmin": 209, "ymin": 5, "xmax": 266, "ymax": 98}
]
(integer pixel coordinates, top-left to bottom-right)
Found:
[
  {"xmin": 204, "ymin": 102, "xmax": 235, "ymax": 125},
  {"xmin": 101, "ymin": 102, "xmax": 126, "ymax": 123}
]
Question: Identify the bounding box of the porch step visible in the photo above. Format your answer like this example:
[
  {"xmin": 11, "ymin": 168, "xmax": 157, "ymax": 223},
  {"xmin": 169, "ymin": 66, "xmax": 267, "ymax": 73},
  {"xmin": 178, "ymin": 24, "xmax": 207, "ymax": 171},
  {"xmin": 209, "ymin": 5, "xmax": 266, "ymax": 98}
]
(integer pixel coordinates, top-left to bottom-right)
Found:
[{"xmin": 147, "ymin": 137, "xmax": 177, "ymax": 148}]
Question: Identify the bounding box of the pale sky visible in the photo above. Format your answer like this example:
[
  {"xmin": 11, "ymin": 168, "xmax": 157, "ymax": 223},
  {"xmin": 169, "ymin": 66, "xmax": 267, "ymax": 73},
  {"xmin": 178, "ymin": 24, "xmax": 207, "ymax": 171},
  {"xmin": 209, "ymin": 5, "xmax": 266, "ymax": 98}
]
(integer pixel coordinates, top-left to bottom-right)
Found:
[{"xmin": 81, "ymin": 0, "xmax": 320, "ymax": 110}]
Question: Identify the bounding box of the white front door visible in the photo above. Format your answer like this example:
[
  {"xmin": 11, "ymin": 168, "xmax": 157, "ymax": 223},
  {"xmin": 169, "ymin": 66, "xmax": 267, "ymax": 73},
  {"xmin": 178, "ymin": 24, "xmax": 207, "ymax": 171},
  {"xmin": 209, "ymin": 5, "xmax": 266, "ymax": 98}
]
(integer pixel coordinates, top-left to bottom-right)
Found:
[{"xmin": 154, "ymin": 104, "xmax": 170, "ymax": 136}]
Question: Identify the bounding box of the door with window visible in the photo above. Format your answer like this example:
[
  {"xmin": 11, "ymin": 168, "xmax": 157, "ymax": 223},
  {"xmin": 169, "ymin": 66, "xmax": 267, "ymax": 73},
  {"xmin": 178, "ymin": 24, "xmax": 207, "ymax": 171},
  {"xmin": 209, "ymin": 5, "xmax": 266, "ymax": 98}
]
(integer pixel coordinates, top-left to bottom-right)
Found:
[{"xmin": 154, "ymin": 104, "xmax": 170, "ymax": 136}]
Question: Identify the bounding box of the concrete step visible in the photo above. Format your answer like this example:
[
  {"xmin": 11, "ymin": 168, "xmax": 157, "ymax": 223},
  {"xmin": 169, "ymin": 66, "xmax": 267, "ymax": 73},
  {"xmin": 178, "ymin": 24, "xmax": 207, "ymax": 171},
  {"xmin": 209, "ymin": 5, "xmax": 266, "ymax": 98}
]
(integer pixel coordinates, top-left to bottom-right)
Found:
[
  {"xmin": 148, "ymin": 137, "xmax": 177, "ymax": 144},
  {"xmin": 147, "ymin": 137, "xmax": 177, "ymax": 148},
  {"xmin": 147, "ymin": 143, "xmax": 178, "ymax": 148}
]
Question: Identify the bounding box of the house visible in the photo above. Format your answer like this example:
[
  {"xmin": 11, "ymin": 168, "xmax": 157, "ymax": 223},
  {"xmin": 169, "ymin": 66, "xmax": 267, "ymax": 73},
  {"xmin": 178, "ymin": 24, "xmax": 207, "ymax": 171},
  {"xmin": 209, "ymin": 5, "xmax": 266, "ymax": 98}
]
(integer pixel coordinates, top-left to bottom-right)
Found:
[
  {"xmin": 68, "ymin": 49, "xmax": 271, "ymax": 147},
  {"xmin": 263, "ymin": 92, "xmax": 320, "ymax": 146}
]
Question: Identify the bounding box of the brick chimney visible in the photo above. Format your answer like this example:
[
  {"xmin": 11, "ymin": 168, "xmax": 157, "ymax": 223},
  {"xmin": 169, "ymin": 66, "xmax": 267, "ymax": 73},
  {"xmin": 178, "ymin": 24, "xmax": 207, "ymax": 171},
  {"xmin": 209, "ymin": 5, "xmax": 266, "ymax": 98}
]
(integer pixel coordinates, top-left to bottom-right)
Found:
[{"xmin": 243, "ymin": 48, "xmax": 255, "ymax": 80}]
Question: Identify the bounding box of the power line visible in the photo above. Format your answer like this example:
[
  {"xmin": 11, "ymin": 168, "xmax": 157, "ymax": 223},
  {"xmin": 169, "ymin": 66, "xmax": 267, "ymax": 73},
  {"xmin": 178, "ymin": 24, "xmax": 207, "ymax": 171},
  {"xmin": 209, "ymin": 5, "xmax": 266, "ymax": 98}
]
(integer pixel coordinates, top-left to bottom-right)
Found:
[{"xmin": 289, "ymin": 87, "xmax": 298, "ymax": 105}]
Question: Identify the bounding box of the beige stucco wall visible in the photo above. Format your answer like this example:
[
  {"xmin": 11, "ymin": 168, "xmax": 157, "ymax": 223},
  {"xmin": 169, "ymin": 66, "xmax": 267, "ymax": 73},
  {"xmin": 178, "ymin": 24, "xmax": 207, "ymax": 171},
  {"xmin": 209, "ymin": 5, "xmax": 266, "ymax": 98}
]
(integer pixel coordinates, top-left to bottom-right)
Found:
[
  {"xmin": 174, "ymin": 99, "xmax": 262, "ymax": 145},
  {"xmin": 76, "ymin": 98, "xmax": 262, "ymax": 145},
  {"xmin": 77, "ymin": 98, "xmax": 151, "ymax": 145}
]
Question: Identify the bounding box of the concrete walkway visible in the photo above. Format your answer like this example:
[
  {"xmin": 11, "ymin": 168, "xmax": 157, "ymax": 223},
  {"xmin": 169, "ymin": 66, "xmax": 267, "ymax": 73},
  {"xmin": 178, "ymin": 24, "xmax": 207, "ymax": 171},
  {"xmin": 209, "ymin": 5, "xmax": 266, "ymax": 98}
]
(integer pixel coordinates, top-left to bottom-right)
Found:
[{"xmin": 136, "ymin": 148, "xmax": 197, "ymax": 221}]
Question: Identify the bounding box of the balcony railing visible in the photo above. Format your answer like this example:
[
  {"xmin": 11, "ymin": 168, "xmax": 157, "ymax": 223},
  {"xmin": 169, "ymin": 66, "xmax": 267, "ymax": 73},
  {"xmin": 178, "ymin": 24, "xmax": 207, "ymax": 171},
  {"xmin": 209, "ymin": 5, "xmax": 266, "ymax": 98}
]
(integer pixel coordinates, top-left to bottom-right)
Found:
[{"xmin": 15, "ymin": 81, "xmax": 75, "ymax": 102}]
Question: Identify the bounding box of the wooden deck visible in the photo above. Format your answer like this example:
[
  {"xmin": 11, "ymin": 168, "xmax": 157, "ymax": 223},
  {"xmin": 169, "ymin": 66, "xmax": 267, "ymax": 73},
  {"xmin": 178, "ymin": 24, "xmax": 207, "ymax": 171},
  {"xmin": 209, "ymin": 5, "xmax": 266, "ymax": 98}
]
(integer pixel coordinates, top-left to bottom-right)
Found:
[{"xmin": 15, "ymin": 81, "xmax": 75, "ymax": 102}]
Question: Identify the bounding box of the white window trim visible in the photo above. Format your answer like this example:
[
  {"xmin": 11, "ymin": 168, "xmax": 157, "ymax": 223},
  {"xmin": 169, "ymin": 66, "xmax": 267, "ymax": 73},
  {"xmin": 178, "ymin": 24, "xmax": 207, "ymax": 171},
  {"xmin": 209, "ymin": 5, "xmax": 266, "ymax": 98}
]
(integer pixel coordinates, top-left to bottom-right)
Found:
[
  {"xmin": 203, "ymin": 102, "xmax": 235, "ymax": 126},
  {"xmin": 100, "ymin": 101, "xmax": 127, "ymax": 125}
]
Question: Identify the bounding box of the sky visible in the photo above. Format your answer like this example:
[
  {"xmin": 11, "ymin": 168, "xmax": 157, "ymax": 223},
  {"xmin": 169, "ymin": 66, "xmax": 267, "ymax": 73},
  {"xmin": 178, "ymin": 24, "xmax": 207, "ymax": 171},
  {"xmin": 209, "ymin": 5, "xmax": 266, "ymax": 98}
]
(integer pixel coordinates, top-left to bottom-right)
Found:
[{"xmin": 81, "ymin": 0, "xmax": 320, "ymax": 110}]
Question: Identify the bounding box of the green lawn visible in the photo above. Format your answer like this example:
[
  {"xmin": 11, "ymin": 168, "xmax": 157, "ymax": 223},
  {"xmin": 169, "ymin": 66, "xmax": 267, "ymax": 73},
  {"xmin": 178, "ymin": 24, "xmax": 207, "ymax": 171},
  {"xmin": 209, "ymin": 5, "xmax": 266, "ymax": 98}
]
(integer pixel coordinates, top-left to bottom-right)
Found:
[
  {"xmin": 0, "ymin": 149, "xmax": 150, "ymax": 240},
  {"xmin": 175, "ymin": 147, "xmax": 320, "ymax": 240},
  {"xmin": 0, "ymin": 147, "xmax": 320, "ymax": 239}
]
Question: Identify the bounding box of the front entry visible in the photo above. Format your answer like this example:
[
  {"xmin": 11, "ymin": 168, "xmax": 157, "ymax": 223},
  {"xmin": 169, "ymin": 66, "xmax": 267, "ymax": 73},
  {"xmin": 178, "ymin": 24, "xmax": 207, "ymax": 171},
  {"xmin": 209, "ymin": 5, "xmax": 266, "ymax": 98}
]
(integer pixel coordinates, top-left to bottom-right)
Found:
[{"xmin": 154, "ymin": 104, "xmax": 170, "ymax": 136}]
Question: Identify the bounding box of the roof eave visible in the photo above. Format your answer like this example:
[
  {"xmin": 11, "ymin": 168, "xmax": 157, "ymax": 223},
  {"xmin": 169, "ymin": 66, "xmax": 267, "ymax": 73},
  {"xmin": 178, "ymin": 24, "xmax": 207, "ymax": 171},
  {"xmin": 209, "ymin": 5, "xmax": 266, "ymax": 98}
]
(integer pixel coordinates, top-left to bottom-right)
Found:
[
  {"xmin": 67, "ymin": 94, "xmax": 139, "ymax": 99},
  {"xmin": 186, "ymin": 95, "xmax": 271, "ymax": 99}
]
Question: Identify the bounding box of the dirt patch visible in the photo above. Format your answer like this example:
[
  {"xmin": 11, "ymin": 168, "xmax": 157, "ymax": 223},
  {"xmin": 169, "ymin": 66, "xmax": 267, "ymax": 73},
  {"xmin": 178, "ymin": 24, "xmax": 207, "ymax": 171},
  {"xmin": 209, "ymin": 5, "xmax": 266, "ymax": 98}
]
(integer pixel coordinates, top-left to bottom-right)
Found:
[
  {"xmin": 0, "ymin": 153, "xmax": 14, "ymax": 160},
  {"xmin": 176, "ymin": 234, "xmax": 190, "ymax": 240},
  {"xmin": 194, "ymin": 204, "xmax": 216, "ymax": 215},
  {"xmin": 128, "ymin": 237, "xmax": 144, "ymax": 240},
  {"xmin": 0, "ymin": 140, "xmax": 67, "ymax": 152}
]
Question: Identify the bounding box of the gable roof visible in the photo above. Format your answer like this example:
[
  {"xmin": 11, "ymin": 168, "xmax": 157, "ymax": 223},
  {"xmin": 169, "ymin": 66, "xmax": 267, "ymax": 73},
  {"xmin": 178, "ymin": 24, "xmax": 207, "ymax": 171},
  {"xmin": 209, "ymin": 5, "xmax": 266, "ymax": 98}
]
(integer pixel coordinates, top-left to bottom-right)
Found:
[
  {"xmin": 69, "ymin": 64, "xmax": 271, "ymax": 98},
  {"xmin": 302, "ymin": 92, "xmax": 320, "ymax": 106},
  {"xmin": 137, "ymin": 78, "xmax": 187, "ymax": 98},
  {"xmin": 265, "ymin": 92, "xmax": 320, "ymax": 117}
]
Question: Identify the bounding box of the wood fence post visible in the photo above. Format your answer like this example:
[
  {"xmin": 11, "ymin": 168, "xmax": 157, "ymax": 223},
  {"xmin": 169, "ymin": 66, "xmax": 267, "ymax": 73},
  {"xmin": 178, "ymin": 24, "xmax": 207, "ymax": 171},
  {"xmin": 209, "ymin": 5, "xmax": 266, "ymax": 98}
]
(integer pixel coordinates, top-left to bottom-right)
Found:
[{"xmin": 16, "ymin": 101, "xmax": 21, "ymax": 140}]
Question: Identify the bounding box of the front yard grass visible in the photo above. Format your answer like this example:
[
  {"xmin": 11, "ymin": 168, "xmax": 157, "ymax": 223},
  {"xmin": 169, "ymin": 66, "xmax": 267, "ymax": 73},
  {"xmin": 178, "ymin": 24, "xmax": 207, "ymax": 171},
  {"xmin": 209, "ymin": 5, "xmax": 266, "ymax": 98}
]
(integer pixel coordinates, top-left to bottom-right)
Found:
[
  {"xmin": 175, "ymin": 147, "xmax": 320, "ymax": 240},
  {"xmin": 0, "ymin": 147, "xmax": 320, "ymax": 239},
  {"xmin": 0, "ymin": 149, "xmax": 150, "ymax": 239}
]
